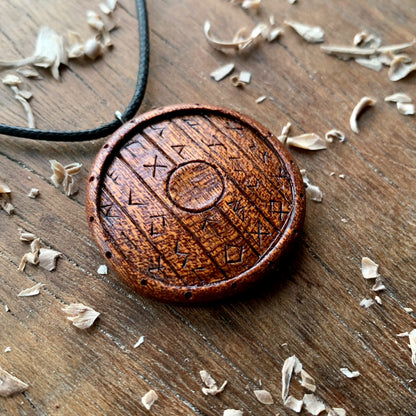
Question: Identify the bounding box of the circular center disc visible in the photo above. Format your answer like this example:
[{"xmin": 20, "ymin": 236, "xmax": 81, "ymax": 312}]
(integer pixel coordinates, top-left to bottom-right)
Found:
[
  {"xmin": 167, "ymin": 161, "xmax": 225, "ymax": 212},
  {"xmin": 86, "ymin": 104, "xmax": 305, "ymax": 303}
]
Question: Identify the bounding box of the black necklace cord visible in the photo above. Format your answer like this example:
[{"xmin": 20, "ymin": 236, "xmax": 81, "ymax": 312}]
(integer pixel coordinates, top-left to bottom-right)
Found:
[{"xmin": 0, "ymin": 0, "xmax": 149, "ymax": 142}]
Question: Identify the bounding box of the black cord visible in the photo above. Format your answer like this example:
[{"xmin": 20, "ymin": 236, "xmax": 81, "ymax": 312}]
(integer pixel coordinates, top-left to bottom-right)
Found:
[{"xmin": 0, "ymin": 0, "xmax": 149, "ymax": 142}]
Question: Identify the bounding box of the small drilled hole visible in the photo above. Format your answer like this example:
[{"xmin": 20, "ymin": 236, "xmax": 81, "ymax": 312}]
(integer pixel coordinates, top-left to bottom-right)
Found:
[
  {"xmin": 141, "ymin": 279, "xmax": 147, "ymax": 286},
  {"xmin": 184, "ymin": 291, "xmax": 192, "ymax": 300},
  {"xmin": 231, "ymin": 282, "xmax": 237, "ymax": 289},
  {"xmin": 299, "ymin": 193, "xmax": 304, "ymax": 198},
  {"xmin": 89, "ymin": 176, "xmax": 95, "ymax": 182},
  {"xmin": 103, "ymin": 144, "xmax": 109, "ymax": 149},
  {"xmin": 105, "ymin": 251, "xmax": 112, "ymax": 259},
  {"xmin": 89, "ymin": 216, "xmax": 94, "ymax": 222}
]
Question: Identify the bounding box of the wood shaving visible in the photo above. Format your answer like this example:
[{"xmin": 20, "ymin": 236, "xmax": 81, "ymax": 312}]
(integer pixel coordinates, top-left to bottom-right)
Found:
[
  {"xmin": 134, "ymin": 336, "xmax": 145, "ymax": 348},
  {"xmin": 223, "ymin": 410, "xmax": 243, "ymax": 416},
  {"xmin": 253, "ymin": 389, "xmax": 274, "ymax": 404},
  {"xmin": 409, "ymin": 329, "xmax": 416, "ymax": 366},
  {"xmin": 388, "ymin": 56, "xmax": 416, "ymax": 81},
  {"xmin": 361, "ymin": 257, "xmax": 379, "ymax": 279},
  {"xmin": 200, "ymin": 370, "xmax": 227, "ymax": 395},
  {"xmin": 397, "ymin": 102, "xmax": 415, "ymax": 115},
  {"xmin": 62, "ymin": 303, "xmax": 100, "ymax": 329},
  {"xmin": 360, "ymin": 298, "xmax": 375, "ymax": 308},
  {"xmin": 28, "ymin": 188, "xmax": 40, "ymax": 198},
  {"xmin": 301, "ymin": 170, "xmax": 323, "ymax": 202},
  {"xmin": 19, "ymin": 229, "xmax": 37, "ymax": 242},
  {"xmin": 325, "ymin": 129, "xmax": 345, "ymax": 143},
  {"xmin": 0, "ymin": 368, "xmax": 29, "ymax": 397},
  {"xmin": 87, "ymin": 10, "xmax": 105, "ymax": 32},
  {"xmin": 97, "ymin": 264, "xmax": 108, "ymax": 275},
  {"xmin": 99, "ymin": 3, "xmax": 112, "ymax": 15},
  {"xmin": 256, "ymin": 95, "xmax": 267, "ymax": 104},
  {"xmin": 284, "ymin": 20, "xmax": 324, "ymax": 43},
  {"xmin": 18, "ymin": 282, "xmax": 44, "ymax": 297},
  {"xmin": 371, "ymin": 277, "xmax": 386, "ymax": 291},
  {"xmin": 355, "ymin": 57, "xmax": 383, "ymax": 72},
  {"xmin": 384, "ymin": 93, "xmax": 412, "ymax": 103},
  {"xmin": 278, "ymin": 122, "xmax": 291, "ymax": 144},
  {"xmin": 210, "ymin": 63, "xmax": 235, "ymax": 81},
  {"xmin": 288, "ymin": 0, "xmax": 297, "ymax": 4},
  {"xmin": 18, "ymin": 237, "xmax": 42, "ymax": 271},
  {"xmin": 2, "ymin": 74, "xmax": 22, "ymax": 86},
  {"xmin": 286, "ymin": 133, "xmax": 327, "ymax": 150},
  {"xmin": 84, "ymin": 37, "xmax": 103, "ymax": 60},
  {"xmin": 239, "ymin": 70, "xmax": 251, "ymax": 84},
  {"xmin": 10, "ymin": 85, "xmax": 35, "ymax": 128},
  {"xmin": 340, "ymin": 367, "xmax": 360, "ymax": 378},
  {"xmin": 106, "ymin": 0, "xmax": 118, "ymax": 11},
  {"xmin": 328, "ymin": 408, "xmax": 346, "ymax": 416},
  {"xmin": 16, "ymin": 66, "xmax": 42, "ymax": 79},
  {"xmin": 374, "ymin": 295, "xmax": 382, "ymax": 305},
  {"xmin": 350, "ymin": 96, "xmax": 376, "ymax": 134},
  {"xmin": 338, "ymin": 174, "xmax": 345, "ymax": 179},
  {"xmin": 38, "ymin": 248, "xmax": 61, "ymax": 271},
  {"xmin": 404, "ymin": 307, "xmax": 413, "ymax": 313},
  {"xmin": 241, "ymin": 0, "xmax": 261, "ymax": 10},
  {"xmin": 268, "ymin": 28, "xmax": 283, "ymax": 42},
  {"xmin": 281, "ymin": 355, "xmax": 302, "ymax": 400},
  {"xmin": 141, "ymin": 389, "xmax": 158, "ymax": 410},
  {"xmin": 397, "ymin": 332, "xmax": 409, "ymax": 337},
  {"xmin": 300, "ymin": 369, "xmax": 316, "ymax": 392},
  {"xmin": 284, "ymin": 395, "xmax": 303, "ymax": 413},
  {"xmin": 67, "ymin": 31, "xmax": 85, "ymax": 59},
  {"xmin": 0, "ymin": 181, "xmax": 14, "ymax": 215},
  {"xmin": 353, "ymin": 32, "xmax": 382, "ymax": 49},
  {"xmin": 303, "ymin": 393, "xmax": 326, "ymax": 415},
  {"xmin": 49, "ymin": 160, "xmax": 82, "ymax": 196},
  {"xmin": 4, "ymin": 347, "xmax": 11, "ymax": 353}
]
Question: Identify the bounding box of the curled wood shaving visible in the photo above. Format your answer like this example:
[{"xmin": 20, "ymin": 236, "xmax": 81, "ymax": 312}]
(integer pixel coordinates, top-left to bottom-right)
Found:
[
  {"xmin": 286, "ymin": 133, "xmax": 327, "ymax": 150},
  {"xmin": 141, "ymin": 389, "xmax": 158, "ymax": 410},
  {"xmin": 397, "ymin": 102, "xmax": 415, "ymax": 115},
  {"xmin": 284, "ymin": 20, "xmax": 324, "ymax": 43},
  {"xmin": 277, "ymin": 122, "xmax": 291, "ymax": 144},
  {"xmin": 281, "ymin": 355, "xmax": 302, "ymax": 400},
  {"xmin": 49, "ymin": 160, "xmax": 82, "ymax": 196},
  {"xmin": 303, "ymin": 393, "xmax": 326, "ymax": 415},
  {"xmin": 0, "ymin": 368, "xmax": 29, "ymax": 397},
  {"xmin": 301, "ymin": 170, "xmax": 323, "ymax": 202},
  {"xmin": 223, "ymin": 410, "xmax": 243, "ymax": 416},
  {"xmin": 353, "ymin": 32, "xmax": 382, "ymax": 49},
  {"xmin": 350, "ymin": 96, "xmax": 376, "ymax": 134},
  {"xmin": 87, "ymin": 10, "xmax": 105, "ymax": 32},
  {"xmin": 19, "ymin": 229, "xmax": 37, "ymax": 242},
  {"xmin": 360, "ymin": 298, "xmax": 375, "ymax": 308},
  {"xmin": 200, "ymin": 370, "xmax": 227, "ymax": 395},
  {"xmin": 388, "ymin": 56, "xmax": 416, "ymax": 81},
  {"xmin": 355, "ymin": 57, "xmax": 383, "ymax": 72},
  {"xmin": 361, "ymin": 257, "xmax": 379, "ymax": 279},
  {"xmin": 28, "ymin": 188, "xmax": 40, "ymax": 199},
  {"xmin": 11, "ymin": 85, "xmax": 35, "ymax": 128},
  {"xmin": 384, "ymin": 93, "xmax": 412, "ymax": 103},
  {"xmin": 340, "ymin": 367, "xmax": 360, "ymax": 378},
  {"xmin": 62, "ymin": 303, "xmax": 100, "ymax": 329},
  {"xmin": 210, "ymin": 63, "xmax": 235, "ymax": 81},
  {"xmin": 374, "ymin": 295, "xmax": 382, "ymax": 305},
  {"xmin": 409, "ymin": 329, "xmax": 416, "ymax": 366},
  {"xmin": 284, "ymin": 395, "xmax": 303, "ymax": 413},
  {"xmin": 16, "ymin": 66, "xmax": 42, "ymax": 79},
  {"xmin": 371, "ymin": 277, "xmax": 386, "ymax": 292},
  {"xmin": 2, "ymin": 74, "xmax": 22, "ymax": 86},
  {"xmin": 84, "ymin": 37, "xmax": 104, "ymax": 60},
  {"xmin": 39, "ymin": 248, "xmax": 61, "ymax": 271},
  {"xmin": 18, "ymin": 282, "xmax": 44, "ymax": 297},
  {"xmin": 0, "ymin": 181, "xmax": 14, "ymax": 215},
  {"xmin": 67, "ymin": 31, "xmax": 85, "ymax": 59},
  {"xmin": 254, "ymin": 389, "xmax": 274, "ymax": 404},
  {"xmin": 300, "ymin": 369, "xmax": 316, "ymax": 392},
  {"xmin": 133, "ymin": 336, "xmax": 145, "ymax": 348},
  {"xmin": 325, "ymin": 129, "xmax": 345, "ymax": 143}
]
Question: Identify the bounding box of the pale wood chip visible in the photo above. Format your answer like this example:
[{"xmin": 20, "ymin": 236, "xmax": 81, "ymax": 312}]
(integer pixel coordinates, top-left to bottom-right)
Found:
[
  {"xmin": 97, "ymin": 264, "xmax": 108, "ymax": 275},
  {"xmin": 371, "ymin": 277, "xmax": 386, "ymax": 291},
  {"xmin": 200, "ymin": 370, "xmax": 216, "ymax": 388},
  {"xmin": 27, "ymin": 188, "xmax": 40, "ymax": 198},
  {"xmin": 388, "ymin": 56, "xmax": 416, "ymax": 82},
  {"xmin": 62, "ymin": 303, "xmax": 100, "ymax": 329},
  {"xmin": 360, "ymin": 298, "xmax": 375, "ymax": 308},
  {"xmin": 328, "ymin": 408, "xmax": 346, "ymax": 416},
  {"xmin": 325, "ymin": 129, "xmax": 345, "ymax": 143},
  {"xmin": 16, "ymin": 66, "xmax": 42, "ymax": 79},
  {"xmin": 301, "ymin": 170, "xmax": 323, "ymax": 202},
  {"xmin": 38, "ymin": 248, "xmax": 61, "ymax": 271},
  {"xmin": 278, "ymin": 122, "xmax": 291, "ymax": 144},
  {"xmin": 4, "ymin": 347, "xmax": 11, "ymax": 353},
  {"xmin": 223, "ymin": 410, "xmax": 243, "ymax": 416},
  {"xmin": 284, "ymin": 395, "xmax": 303, "ymax": 413},
  {"xmin": 87, "ymin": 10, "xmax": 105, "ymax": 32},
  {"xmin": 288, "ymin": 0, "xmax": 297, "ymax": 4},
  {"xmin": 141, "ymin": 389, "xmax": 158, "ymax": 410},
  {"xmin": 350, "ymin": 96, "xmax": 376, "ymax": 134},
  {"xmin": 239, "ymin": 70, "xmax": 251, "ymax": 84},
  {"xmin": 255, "ymin": 95, "xmax": 267, "ymax": 104},
  {"xmin": 303, "ymin": 393, "xmax": 326, "ymax": 415},
  {"xmin": 2, "ymin": 74, "xmax": 22, "ymax": 86},
  {"xmin": 106, "ymin": 0, "xmax": 118, "ymax": 11},
  {"xmin": 286, "ymin": 133, "xmax": 327, "ymax": 150},
  {"xmin": 353, "ymin": 32, "xmax": 381, "ymax": 48},
  {"xmin": 0, "ymin": 368, "xmax": 29, "ymax": 397},
  {"xmin": 397, "ymin": 102, "xmax": 415, "ymax": 115},
  {"xmin": 355, "ymin": 57, "xmax": 383, "ymax": 72},
  {"xmin": 409, "ymin": 329, "xmax": 416, "ymax": 366},
  {"xmin": 321, "ymin": 45, "xmax": 377, "ymax": 60},
  {"xmin": 404, "ymin": 307, "xmax": 413, "ymax": 313},
  {"xmin": 84, "ymin": 37, "xmax": 103, "ymax": 60},
  {"xmin": 340, "ymin": 367, "xmax": 360, "ymax": 378},
  {"xmin": 18, "ymin": 282, "xmax": 44, "ymax": 297},
  {"xmin": 133, "ymin": 336, "xmax": 145, "ymax": 348},
  {"xmin": 49, "ymin": 160, "xmax": 82, "ymax": 196},
  {"xmin": 282, "ymin": 355, "xmax": 302, "ymax": 400},
  {"xmin": 284, "ymin": 20, "xmax": 324, "ymax": 43},
  {"xmin": 300, "ymin": 369, "xmax": 316, "ymax": 392},
  {"xmin": 99, "ymin": 2, "xmax": 112, "ymax": 14},
  {"xmin": 67, "ymin": 31, "xmax": 84, "ymax": 59},
  {"xmin": 241, "ymin": 0, "xmax": 261, "ymax": 10},
  {"xmin": 397, "ymin": 332, "xmax": 409, "ymax": 337},
  {"xmin": 0, "ymin": 182, "xmax": 11, "ymax": 194},
  {"xmin": 254, "ymin": 389, "xmax": 274, "ymax": 404},
  {"xmin": 268, "ymin": 27, "xmax": 283, "ymax": 42},
  {"xmin": 384, "ymin": 92, "xmax": 412, "ymax": 103},
  {"xmin": 210, "ymin": 63, "xmax": 235, "ymax": 81},
  {"xmin": 361, "ymin": 257, "xmax": 379, "ymax": 279},
  {"xmin": 374, "ymin": 295, "xmax": 382, "ymax": 305}
]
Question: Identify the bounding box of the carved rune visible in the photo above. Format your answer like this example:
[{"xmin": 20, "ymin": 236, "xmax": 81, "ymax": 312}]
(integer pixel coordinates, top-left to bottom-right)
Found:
[
  {"xmin": 175, "ymin": 240, "xmax": 189, "ymax": 268},
  {"xmin": 227, "ymin": 200, "xmax": 246, "ymax": 222},
  {"xmin": 143, "ymin": 155, "xmax": 168, "ymax": 178},
  {"xmin": 225, "ymin": 244, "xmax": 244, "ymax": 264},
  {"xmin": 171, "ymin": 144, "xmax": 186, "ymax": 158},
  {"xmin": 148, "ymin": 256, "xmax": 165, "ymax": 273},
  {"xmin": 202, "ymin": 215, "xmax": 221, "ymax": 237},
  {"xmin": 100, "ymin": 203, "xmax": 119, "ymax": 218},
  {"xmin": 150, "ymin": 214, "xmax": 167, "ymax": 236},
  {"xmin": 128, "ymin": 189, "xmax": 145, "ymax": 206},
  {"xmin": 270, "ymin": 200, "xmax": 290, "ymax": 221},
  {"xmin": 246, "ymin": 220, "xmax": 271, "ymax": 249}
]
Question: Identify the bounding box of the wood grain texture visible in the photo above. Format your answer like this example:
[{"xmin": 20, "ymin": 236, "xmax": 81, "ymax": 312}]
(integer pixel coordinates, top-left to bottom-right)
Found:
[{"xmin": 0, "ymin": 0, "xmax": 416, "ymax": 415}]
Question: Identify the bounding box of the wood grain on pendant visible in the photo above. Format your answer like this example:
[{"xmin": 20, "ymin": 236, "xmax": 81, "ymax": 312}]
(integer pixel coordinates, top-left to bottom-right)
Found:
[{"xmin": 86, "ymin": 104, "xmax": 305, "ymax": 303}]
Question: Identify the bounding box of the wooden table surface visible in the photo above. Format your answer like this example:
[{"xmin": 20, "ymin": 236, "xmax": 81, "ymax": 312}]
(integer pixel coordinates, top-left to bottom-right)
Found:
[{"xmin": 1, "ymin": 0, "xmax": 416, "ymax": 415}]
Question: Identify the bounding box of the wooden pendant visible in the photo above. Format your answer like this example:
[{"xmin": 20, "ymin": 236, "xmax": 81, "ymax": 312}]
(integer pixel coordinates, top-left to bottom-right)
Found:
[{"xmin": 86, "ymin": 104, "xmax": 305, "ymax": 303}]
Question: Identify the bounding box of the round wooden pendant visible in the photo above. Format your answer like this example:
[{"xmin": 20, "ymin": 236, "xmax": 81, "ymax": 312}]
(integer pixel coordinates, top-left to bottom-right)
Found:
[{"xmin": 86, "ymin": 104, "xmax": 305, "ymax": 303}]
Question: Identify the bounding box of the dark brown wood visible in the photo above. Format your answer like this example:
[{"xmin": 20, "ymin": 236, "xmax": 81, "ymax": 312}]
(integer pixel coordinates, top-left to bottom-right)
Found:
[{"xmin": 86, "ymin": 104, "xmax": 305, "ymax": 302}]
